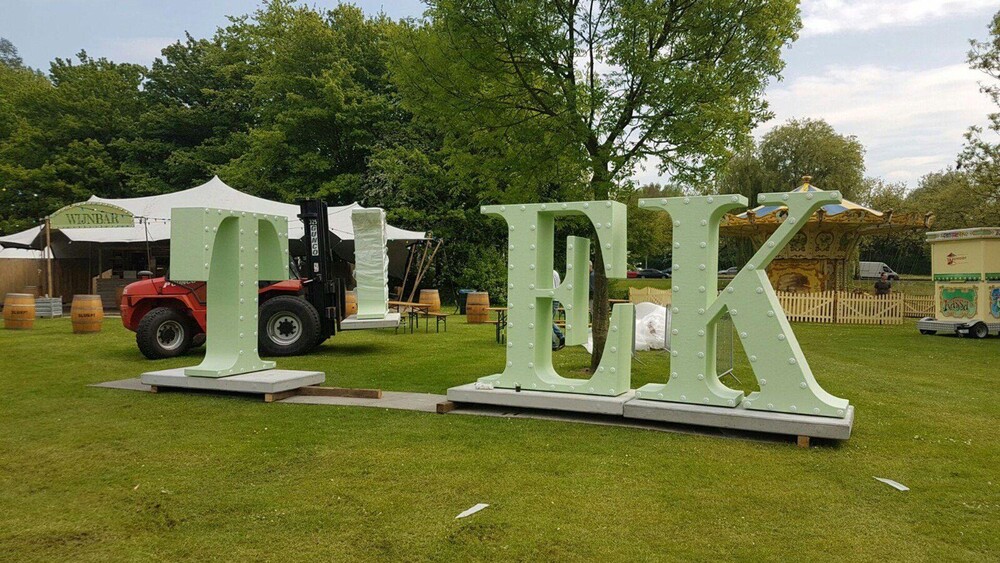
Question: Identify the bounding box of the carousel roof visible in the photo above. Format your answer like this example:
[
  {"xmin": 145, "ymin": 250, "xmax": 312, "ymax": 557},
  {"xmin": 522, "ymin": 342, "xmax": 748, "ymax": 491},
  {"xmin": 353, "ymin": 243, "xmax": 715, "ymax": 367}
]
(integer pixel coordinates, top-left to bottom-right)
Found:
[{"xmin": 720, "ymin": 180, "xmax": 932, "ymax": 236}]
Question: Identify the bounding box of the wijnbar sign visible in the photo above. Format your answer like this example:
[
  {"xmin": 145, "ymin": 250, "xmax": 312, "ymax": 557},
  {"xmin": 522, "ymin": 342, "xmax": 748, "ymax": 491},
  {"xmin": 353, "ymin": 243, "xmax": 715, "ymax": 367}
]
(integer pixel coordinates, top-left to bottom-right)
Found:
[{"xmin": 49, "ymin": 202, "xmax": 135, "ymax": 229}]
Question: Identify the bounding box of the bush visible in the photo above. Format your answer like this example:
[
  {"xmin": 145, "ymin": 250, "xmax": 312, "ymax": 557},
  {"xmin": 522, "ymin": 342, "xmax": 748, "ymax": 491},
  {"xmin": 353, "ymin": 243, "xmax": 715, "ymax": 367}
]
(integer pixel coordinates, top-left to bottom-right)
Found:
[{"xmin": 456, "ymin": 245, "xmax": 508, "ymax": 303}]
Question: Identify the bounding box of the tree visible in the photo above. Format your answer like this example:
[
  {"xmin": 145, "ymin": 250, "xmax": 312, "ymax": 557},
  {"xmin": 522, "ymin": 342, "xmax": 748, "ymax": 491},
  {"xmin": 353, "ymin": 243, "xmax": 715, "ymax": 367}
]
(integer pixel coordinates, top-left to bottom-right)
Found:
[
  {"xmin": 392, "ymin": 0, "xmax": 800, "ymax": 368},
  {"xmin": 906, "ymin": 170, "xmax": 993, "ymax": 230},
  {"xmin": 718, "ymin": 119, "xmax": 867, "ymax": 202},
  {"xmin": 0, "ymin": 38, "xmax": 23, "ymax": 69},
  {"xmin": 960, "ymin": 9, "xmax": 1000, "ymax": 204},
  {"xmin": 857, "ymin": 178, "xmax": 928, "ymax": 274},
  {"xmin": 0, "ymin": 51, "xmax": 147, "ymax": 233},
  {"xmin": 627, "ymin": 182, "xmax": 680, "ymax": 268},
  {"xmin": 758, "ymin": 118, "xmax": 866, "ymax": 199}
]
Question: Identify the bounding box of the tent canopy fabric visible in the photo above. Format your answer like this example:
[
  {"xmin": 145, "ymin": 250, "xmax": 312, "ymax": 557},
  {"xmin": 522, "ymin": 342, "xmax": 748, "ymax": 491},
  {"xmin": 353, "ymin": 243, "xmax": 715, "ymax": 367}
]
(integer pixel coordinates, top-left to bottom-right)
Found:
[
  {"xmin": 0, "ymin": 246, "xmax": 49, "ymax": 259},
  {"xmin": 0, "ymin": 176, "xmax": 425, "ymax": 249},
  {"xmin": 0, "ymin": 226, "xmax": 42, "ymax": 249}
]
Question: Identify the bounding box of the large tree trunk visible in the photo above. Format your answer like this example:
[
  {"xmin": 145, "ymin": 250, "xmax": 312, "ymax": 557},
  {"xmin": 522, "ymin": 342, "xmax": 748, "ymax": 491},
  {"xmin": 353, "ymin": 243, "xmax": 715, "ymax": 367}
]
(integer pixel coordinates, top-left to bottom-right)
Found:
[
  {"xmin": 589, "ymin": 155, "xmax": 611, "ymax": 372},
  {"xmin": 590, "ymin": 241, "xmax": 610, "ymax": 371}
]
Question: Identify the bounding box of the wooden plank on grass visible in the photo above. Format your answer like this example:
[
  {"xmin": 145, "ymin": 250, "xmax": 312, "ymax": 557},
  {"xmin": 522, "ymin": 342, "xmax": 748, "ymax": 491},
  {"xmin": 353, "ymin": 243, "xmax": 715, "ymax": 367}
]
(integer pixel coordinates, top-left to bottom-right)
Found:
[
  {"xmin": 298, "ymin": 386, "xmax": 382, "ymax": 399},
  {"xmin": 264, "ymin": 389, "xmax": 300, "ymax": 403}
]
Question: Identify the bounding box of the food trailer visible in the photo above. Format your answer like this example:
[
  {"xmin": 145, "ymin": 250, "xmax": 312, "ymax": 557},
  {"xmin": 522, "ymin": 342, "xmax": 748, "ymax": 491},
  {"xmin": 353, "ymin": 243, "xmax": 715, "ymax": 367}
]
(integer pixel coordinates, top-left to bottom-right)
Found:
[{"xmin": 917, "ymin": 228, "xmax": 1000, "ymax": 338}]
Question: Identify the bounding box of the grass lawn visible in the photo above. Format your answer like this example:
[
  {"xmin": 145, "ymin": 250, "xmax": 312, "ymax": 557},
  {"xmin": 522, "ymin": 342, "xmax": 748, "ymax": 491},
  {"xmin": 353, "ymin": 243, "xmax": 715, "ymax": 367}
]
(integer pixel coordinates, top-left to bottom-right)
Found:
[{"xmin": 1, "ymin": 315, "xmax": 997, "ymax": 561}]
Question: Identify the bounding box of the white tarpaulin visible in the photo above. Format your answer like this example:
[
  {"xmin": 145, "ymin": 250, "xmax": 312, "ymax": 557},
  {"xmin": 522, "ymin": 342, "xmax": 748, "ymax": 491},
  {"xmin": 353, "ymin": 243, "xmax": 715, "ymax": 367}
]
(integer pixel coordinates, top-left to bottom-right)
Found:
[
  {"xmin": 0, "ymin": 246, "xmax": 50, "ymax": 259},
  {"xmin": 0, "ymin": 176, "xmax": 425, "ymax": 248},
  {"xmin": 351, "ymin": 208, "xmax": 390, "ymax": 319},
  {"xmin": 0, "ymin": 226, "xmax": 42, "ymax": 249},
  {"xmin": 582, "ymin": 301, "xmax": 672, "ymax": 353}
]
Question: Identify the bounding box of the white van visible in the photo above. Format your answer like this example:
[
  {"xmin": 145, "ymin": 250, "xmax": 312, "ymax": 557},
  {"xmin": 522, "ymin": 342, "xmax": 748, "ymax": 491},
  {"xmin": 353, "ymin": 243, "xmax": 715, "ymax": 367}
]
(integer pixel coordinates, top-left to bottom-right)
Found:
[{"xmin": 858, "ymin": 261, "xmax": 900, "ymax": 280}]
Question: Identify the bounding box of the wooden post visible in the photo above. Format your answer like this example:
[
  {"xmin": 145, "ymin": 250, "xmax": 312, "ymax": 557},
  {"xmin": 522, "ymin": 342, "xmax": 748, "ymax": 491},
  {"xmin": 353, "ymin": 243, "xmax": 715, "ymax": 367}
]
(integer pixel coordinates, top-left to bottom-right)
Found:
[
  {"xmin": 45, "ymin": 217, "xmax": 53, "ymax": 298},
  {"xmin": 405, "ymin": 241, "xmax": 432, "ymax": 303}
]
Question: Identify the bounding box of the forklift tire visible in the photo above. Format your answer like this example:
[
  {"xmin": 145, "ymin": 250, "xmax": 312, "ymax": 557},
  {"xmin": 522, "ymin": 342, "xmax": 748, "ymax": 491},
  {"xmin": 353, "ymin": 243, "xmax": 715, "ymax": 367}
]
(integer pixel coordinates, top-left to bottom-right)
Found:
[
  {"xmin": 259, "ymin": 296, "xmax": 321, "ymax": 356},
  {"xmin": 136, "ymin": 307, "xmax": 194, "ymax": 359}
]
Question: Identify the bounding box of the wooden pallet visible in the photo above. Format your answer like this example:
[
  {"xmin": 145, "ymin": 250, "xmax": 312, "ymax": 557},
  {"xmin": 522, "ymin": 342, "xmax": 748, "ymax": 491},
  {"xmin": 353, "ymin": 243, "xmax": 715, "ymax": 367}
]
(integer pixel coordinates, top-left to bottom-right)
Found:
[
  {"xmin": 149, "ymin": 384, "xmax": 382, "ymax": 403},
  {"xmin": 266, "ymin": 386, "xmax": 382, "ymax": 402}
]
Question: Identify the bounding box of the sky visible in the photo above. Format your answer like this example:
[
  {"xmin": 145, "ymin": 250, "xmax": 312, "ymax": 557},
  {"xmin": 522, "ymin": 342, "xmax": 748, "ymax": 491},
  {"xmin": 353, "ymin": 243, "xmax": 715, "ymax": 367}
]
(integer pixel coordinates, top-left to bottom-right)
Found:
[{"xmin": 2, "ymin": 0, "xmax": 998, "ymax": 190}]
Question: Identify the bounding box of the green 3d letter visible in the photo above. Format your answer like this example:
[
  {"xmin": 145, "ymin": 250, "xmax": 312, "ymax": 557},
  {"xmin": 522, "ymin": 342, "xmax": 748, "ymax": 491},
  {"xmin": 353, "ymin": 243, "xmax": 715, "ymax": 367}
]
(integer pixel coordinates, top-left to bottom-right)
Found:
[
  {"xmin": 170, "ymin": 208, "xmax": 289, "ymax": 377},
  {"xmin": 480, "ymin": 202, "xmax": 634, "ymax": 396},
  {"xmin": 636, "ymin": 192, "xmax": 850, "ymax": 418}
]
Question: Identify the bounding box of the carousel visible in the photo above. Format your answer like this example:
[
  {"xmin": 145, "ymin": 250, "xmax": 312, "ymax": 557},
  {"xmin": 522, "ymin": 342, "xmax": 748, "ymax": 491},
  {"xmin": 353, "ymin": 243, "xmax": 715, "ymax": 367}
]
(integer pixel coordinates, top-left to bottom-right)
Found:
[{"xmin": 720, "ymin": 177, "xmax": 933, "ymax": 292}]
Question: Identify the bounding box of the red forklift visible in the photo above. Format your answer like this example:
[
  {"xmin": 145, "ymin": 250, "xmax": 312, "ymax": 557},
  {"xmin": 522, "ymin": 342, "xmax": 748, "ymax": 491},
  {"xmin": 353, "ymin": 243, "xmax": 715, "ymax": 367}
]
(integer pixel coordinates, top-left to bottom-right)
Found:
[{"xmin": 121, "ymin": 200, "xmax": 351, "ymax": 359}]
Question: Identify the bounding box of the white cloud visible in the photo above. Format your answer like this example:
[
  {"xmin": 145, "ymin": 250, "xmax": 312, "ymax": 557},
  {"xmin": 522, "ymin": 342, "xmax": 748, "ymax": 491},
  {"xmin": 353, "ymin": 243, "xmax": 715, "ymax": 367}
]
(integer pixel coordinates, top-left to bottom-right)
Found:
[
  {"xmin": 801, "ymin": 0, "xmax": 998, "ymax": 36},
  {"xmin": 761, "ymin": 63, "xmax": 996, "ymax": 187}
]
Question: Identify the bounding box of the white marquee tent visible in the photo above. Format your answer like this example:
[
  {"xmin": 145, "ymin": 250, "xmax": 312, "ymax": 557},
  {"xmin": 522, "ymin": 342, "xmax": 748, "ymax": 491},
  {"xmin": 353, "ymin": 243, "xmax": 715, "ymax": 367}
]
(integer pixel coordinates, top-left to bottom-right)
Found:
[
  {"xmin": 0, "ymin": 176, "xmax": 425, "ymax": 248},
  {"xmin": 0, "ymin": 177, "xmax": 427, "ymax": 300}
]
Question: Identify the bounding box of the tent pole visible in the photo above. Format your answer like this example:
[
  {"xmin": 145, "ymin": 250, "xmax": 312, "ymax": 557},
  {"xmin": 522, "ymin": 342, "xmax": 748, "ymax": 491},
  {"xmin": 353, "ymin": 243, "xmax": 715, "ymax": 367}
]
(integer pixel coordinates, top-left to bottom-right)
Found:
[
  {"xmin": 45, "ymin": 217, "xmax": 53, "ymax": 298},
  {"xmin": 407, "ymin": 239, "xmax": 441, "ymax": 303},
  {"xmin": 406, "ymin": 241, "xmax": 432, "ymax": 303},
  {"xmin": 399, "ymin": 243, "xmax": 417, "ymax": 300}
]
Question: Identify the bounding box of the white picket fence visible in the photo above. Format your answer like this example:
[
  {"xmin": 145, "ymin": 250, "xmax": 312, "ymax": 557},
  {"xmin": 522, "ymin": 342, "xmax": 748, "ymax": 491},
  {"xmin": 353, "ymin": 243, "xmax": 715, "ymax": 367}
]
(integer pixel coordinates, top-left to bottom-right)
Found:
[
  {"xmin": 627, "ymin": 285, "xmax": 931, "ymax": 325},
  {"xmin": 776, "ymin": 291, "xmax": 934, "ymax": 325}
]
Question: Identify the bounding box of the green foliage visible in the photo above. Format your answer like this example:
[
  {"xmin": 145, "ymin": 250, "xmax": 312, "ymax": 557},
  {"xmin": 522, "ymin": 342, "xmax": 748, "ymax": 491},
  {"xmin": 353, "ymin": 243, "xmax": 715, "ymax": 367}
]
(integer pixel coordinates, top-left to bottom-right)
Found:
[
  {"xmin": 0, "ymin": 51, "xmax": 146, "ymax": 232},
  {"xmin": 626, "ymin": 182, "xmax": 680, "ymax": 267},
  {"xmin": 858, "ymin": 179, "xmax": 928, "ymax": 274},
  {"xmin": 456, "ymin": 245, "xmax": 508, "ymax": 301},
  {"xmin": 393, "ymin": 0, "xmax": 800, "ymax": 198},
  {"xmin": 718, "ymin": 118, "xmax": 867, "ymax": 202},
  {"xmin": 0, "ymin": 1, "xmax": 800, "ymax": 303},
  {"xmin": 0, "ymin": 37, "xmax": 22, "ymax": 69},
  {"xmin": 760, "ymin": 118, "xmax": 866, "ymax": 199},
  {"xmin": 960, "ymin": 8, "xmax": 1000, "ymax": 202}
]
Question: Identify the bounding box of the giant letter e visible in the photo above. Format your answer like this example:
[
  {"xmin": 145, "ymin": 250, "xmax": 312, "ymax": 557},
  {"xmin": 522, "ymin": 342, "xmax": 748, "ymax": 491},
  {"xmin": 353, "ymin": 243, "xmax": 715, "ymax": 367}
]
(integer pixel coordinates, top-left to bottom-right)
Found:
[{"xmin": 480, "ymin": 201, "xmax": 634, "ymax": 396}]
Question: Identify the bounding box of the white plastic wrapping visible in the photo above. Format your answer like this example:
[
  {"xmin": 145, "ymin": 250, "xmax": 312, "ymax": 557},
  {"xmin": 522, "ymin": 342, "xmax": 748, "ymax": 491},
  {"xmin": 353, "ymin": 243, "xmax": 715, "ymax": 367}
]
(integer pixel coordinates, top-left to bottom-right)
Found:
[
  {"xmin": 351, "ymin": 208, "xmax": 390, "ymax": 319},
  {"xmin": 581, "ymin": 302, "xmax": 672, "ymax": 353}
]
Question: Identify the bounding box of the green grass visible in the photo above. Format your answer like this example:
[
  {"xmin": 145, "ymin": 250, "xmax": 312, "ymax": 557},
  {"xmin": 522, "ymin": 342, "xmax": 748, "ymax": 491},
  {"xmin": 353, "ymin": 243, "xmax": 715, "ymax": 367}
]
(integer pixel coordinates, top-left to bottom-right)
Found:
[
  {"xmin": 1, "ymin": 316, "xmax": 997, "ymax": 561},
  {"xmin": 610, "ymin": 278, "xmax": 672, "ymax": 298}
]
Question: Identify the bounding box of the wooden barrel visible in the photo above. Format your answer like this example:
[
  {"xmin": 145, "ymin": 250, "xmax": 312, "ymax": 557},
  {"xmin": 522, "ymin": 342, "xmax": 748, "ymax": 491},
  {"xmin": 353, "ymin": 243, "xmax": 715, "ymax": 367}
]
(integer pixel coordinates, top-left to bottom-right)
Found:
[
  {"xmin": 3, "ymin": 293, "xmax": 35, "ymax": 330},
  {"xmin": 345, "ymin": 290, "xmax": 358, "ymax": 316},
  {"xmin": 71, "ymin": 294, "xmax": 104, "ymax": 333},
  {"xmin": 419, "ymin": 289, "xmax": 441, "ymax": 313},
  {"xmin": 466, "ymin": 292, "xmax": 490, "ymax": 324}
]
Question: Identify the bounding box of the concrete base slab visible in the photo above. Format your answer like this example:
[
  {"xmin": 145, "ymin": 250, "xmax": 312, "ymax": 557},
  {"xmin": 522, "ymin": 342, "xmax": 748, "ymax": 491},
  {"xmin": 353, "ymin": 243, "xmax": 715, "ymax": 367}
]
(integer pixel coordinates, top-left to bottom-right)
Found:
[
  {"xmin": 89, "ymin": 378, "xmax": 152, "ymax": 392},
  {"xmin": 340, "ymin": 312, "xmax": 400, "ymax": 330},
  {"xmin": 447, "ymin": 383, "xmax": 635, "ymax": 416},
  {"xmin": 140, "ymin": 368, "xmax": 324, "ymax": 394},
  {"xmin": 623, "ymin": 399, "xmax": 854, "ymax": 440}
]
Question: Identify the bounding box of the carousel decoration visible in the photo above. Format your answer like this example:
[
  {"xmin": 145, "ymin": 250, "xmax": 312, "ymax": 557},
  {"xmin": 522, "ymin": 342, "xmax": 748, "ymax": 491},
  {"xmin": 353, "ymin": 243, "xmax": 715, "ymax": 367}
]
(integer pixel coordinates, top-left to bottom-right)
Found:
[{"xmin": 720, "ymin": 177, "xmax": 933, "ymax": 292}]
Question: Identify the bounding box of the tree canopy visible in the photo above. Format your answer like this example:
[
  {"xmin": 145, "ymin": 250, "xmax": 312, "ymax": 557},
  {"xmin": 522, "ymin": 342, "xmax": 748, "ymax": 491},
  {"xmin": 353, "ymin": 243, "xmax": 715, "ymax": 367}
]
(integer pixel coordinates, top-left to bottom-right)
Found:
[
  {"xmin": 391, "ymin": 0, "xmax": 800, "ymax": 365},
  {"xmin": 717, "ymin": 118, "xmax": 867, "ymax": 202}
]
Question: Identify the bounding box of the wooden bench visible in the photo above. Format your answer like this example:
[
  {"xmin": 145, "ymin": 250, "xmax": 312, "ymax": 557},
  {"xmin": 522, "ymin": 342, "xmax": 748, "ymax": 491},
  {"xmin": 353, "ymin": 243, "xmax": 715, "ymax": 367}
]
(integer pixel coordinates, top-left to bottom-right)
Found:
[{"xmin": 426, "ymin": 311, "xmax": 449, "ymax": 332}]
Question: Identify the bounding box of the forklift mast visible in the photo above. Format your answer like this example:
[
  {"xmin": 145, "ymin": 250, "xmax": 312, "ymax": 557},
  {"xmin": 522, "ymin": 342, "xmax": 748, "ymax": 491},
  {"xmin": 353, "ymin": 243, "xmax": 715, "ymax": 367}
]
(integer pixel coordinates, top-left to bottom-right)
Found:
[{"xmin": 298, "ymin": 199, "xmax": 346, "ymax": 340}]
